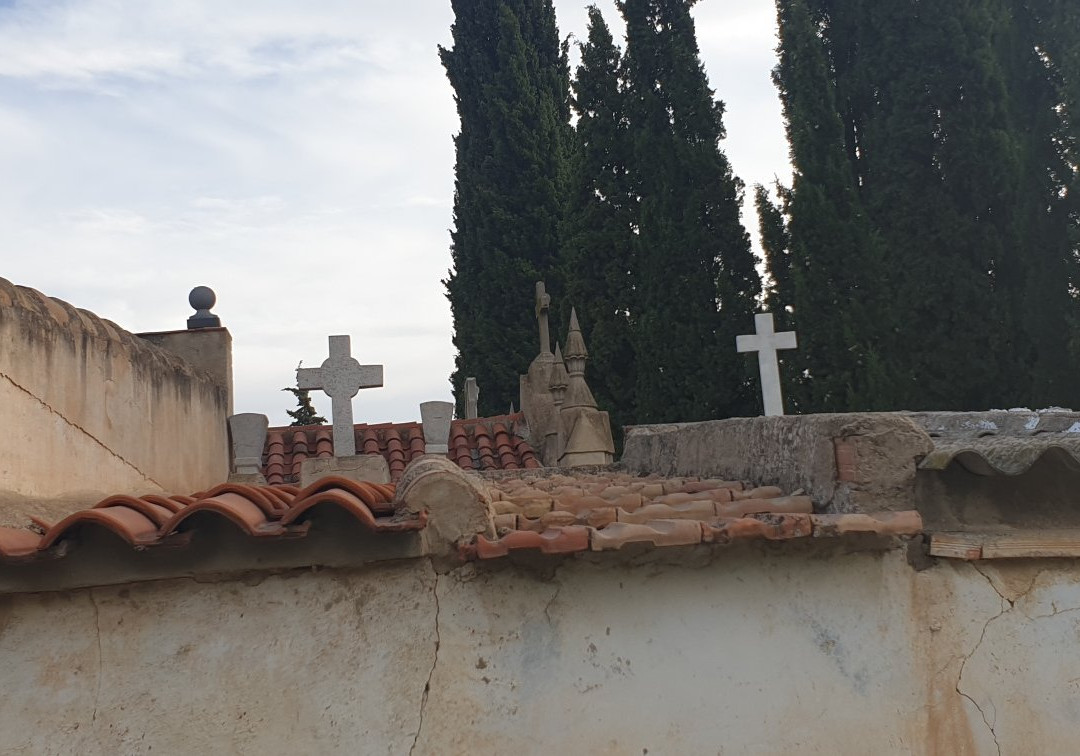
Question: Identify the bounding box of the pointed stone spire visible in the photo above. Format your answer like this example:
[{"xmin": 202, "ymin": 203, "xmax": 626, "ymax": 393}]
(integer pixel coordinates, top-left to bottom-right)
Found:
[
  {"xmin": 561, "ymin": 309, "xmax": 596, "ymax": 411},
  {"xmin": 549, "ymin": 343, "xmax": 569, "ymax": 400},
  {"xmin": 563, "ymin": 307, "xmax": 588, "ymax": 371}
]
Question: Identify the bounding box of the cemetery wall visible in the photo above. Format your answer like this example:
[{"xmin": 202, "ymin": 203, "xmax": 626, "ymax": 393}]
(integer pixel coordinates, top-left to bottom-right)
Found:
[
  {"xmin": 622, "ymin": 414, "xmax": 933, "ymax": 513},
  {"xmin": 0, "ymin": 278, "xmax": 228, "ymax": 520},
  {"xmin": 0, "ymin": 548, "xmax": 1076, "ymax": 754}
]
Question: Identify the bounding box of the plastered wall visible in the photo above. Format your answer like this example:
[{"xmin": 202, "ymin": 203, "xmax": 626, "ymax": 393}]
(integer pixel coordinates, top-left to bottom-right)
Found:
[
  {"xmin": 1, "ymin": 548, "xmax": 1077, "ymax": 754},
  {"xmin": 0, "ymin": 278, "xmax": 228, "ymax": 517}
]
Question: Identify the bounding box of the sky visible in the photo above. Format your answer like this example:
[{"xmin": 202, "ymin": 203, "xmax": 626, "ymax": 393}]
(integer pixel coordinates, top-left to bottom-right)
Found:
[{"xmin": 0, "ymin": 0, "xmax": 790, "ymax": 426}]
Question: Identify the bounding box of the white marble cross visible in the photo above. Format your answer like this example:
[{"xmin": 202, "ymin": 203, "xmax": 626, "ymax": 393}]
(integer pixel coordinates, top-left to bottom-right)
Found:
[
  {"xmin": 296, "ymin": 335, "xmax": 383, "ymax": 457},
  {"xmin": 736, "ymin": 313, "xmax": 797, "ymax": 417}
]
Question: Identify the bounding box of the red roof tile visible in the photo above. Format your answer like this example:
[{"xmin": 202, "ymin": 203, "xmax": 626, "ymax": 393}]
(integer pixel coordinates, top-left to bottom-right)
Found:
[
  {"xmin": 0, "ymin": 477, "xmax": 425, "ymax": 565},
  {"xmin": 263, "ymin": 413, "xmax": 539, "ymax": 484},
  {"xmin": 467, "ymin": 471, "xmax": 923, "ymax": 560}
]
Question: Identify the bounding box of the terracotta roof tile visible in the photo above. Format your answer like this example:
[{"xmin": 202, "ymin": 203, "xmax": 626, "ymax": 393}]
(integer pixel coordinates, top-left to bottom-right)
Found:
[
  {"xmin": 0, "ymin": 478, "xmax": 424, "ymax": 565},
  {"xmin": 469, "ymin": 471, "xmax": 923, "ymax": 561},
  {"xmin": 475, "ymin": 526, "xmax": 590, "ymax": 559},
  {"xmin": 0, "ymin": 527, "xmax": 47, "ymax": 561},
  {"xmin": 264, "ymin": 413, "xmax": 537, "ymax": 483}
]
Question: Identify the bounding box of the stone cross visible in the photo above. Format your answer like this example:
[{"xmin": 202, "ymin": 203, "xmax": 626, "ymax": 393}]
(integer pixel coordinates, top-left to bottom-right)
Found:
[
  {"xmin": 736, "ymin": 312, "xmax": 797, "ymax": 417},
  {"xmin": 296, "ymin": 335, "xmax": 383, "ymax": 457},
  {"xmin": 535, "ymin": 281, "xmax": 552, "ymax": 355},
  {"xmin": 464, "ymin": 377, "xmax": 479, "ymax": 419}
]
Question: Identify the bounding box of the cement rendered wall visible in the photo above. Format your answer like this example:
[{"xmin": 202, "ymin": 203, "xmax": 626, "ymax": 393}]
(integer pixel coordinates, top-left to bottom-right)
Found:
[
  {"xmin": 0, "ymin": 279, "xmax": 228, "ymax": 520},
  {"xmin": 1, "ymin": 548, "xmax": 1077, "ymax": 754}
]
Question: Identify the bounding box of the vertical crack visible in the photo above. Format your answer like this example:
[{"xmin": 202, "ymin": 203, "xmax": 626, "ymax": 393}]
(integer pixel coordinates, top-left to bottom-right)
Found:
[
  {"xmin": 409, "ymin": 567, "xmax": 441, "ymax": 756},
  {"xmin": 956, "ymin": 569, "xmax": 1007, "ymax": 756},
  {"xmin": 543, "ymin": 563, "xmax": 563, "ymax": 624},
  {"xmin": 88, "ymin": 588, "xmax": 103, "ymax": 727}
]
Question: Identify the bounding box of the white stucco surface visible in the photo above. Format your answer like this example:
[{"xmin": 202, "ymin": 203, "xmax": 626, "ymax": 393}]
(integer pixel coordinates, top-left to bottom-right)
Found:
[{"xmin": 1, "ymin": 548, "xmax": 1078, "ymax": 754}]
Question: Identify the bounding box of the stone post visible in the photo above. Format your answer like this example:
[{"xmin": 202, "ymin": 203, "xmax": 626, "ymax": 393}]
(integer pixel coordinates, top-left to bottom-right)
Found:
[
  {"xmin": 421, "ymin": 401, "xmax": 454, "ymax": 455},
  {"xmin": 228, "ymin": 413, "xmax": 268, "ymax": 484}
]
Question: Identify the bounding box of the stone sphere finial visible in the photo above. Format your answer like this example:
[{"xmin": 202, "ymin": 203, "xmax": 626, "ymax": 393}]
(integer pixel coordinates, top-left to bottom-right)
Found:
[
  {"xmin": 187, "ymin": 286, "xmax": 221, "ymax": 329},
  {"xmin": 189, "ymin": 286, "xmax": 216, "ymax": 311}
]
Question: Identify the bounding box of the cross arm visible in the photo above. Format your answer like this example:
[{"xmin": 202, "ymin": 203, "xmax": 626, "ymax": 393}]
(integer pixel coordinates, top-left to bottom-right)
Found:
[{"xmin": 296, "ymin": 367, "xmax": 322, "ymax": 390}]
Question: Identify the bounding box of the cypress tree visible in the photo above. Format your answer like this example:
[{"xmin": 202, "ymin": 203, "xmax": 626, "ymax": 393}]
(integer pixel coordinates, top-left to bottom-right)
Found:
[
  {"xmin": 769, "ymin": 0, "xmax": 890, "ymax": 412},
  {"xmin": 560, "ymin": 6, "xmax": 637, "ymax": 441},
  {"xmin": 772, "ymin": 0, "xmax": 1080, "ymax": 411},
  {"xmin": 620, "ymin": 0, "xmax": 761, "ymax": 422},
  {"xmin": 441, "ymin": 0, "xmax": 571, "ymax": 416}
]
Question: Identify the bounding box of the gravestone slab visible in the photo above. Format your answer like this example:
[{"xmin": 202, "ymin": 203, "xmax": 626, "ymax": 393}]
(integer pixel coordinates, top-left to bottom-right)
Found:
[
  {"xmin": 464, "ymin": 378, "xmax": 479, "ymax": 419},
  {"xmin": 421, "ymin": 401, "xmax": 454, "ymax": 454},
  {"xmin": 228, "ymin": 413, "xmax": 268, "ymax": 483}
]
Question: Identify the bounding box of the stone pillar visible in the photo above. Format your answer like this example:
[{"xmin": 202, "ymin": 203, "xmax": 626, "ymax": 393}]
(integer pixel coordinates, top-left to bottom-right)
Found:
[{"xmin": 138, "ymin": 286, "xmax": 234, "ymax": 416}]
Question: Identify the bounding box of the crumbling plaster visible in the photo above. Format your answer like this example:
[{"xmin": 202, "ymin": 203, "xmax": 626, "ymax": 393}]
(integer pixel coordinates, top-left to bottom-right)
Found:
[
  {"xmin": 622, "ymin": 414, "xmax": 933, "ymax": 514},
  {"xmin": 2, "ymin": 548, "xmax": 1078, "ymax": 754}
]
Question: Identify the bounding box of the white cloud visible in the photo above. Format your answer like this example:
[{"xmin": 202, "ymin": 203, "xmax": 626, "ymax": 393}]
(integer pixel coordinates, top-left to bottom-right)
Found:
[{"xmin": 0, "ymin": 0, "xmax": 787, "ymax": 427}]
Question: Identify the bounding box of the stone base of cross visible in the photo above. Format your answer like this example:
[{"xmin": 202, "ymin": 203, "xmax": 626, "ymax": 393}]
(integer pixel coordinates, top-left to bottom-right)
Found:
[
  {"xmin": 297, "ymin": 335, "xmax": 383, "ymax": 457},
  {"xmin": 736, "ymin": 312, "xmax": 797, "ymax": 417}
]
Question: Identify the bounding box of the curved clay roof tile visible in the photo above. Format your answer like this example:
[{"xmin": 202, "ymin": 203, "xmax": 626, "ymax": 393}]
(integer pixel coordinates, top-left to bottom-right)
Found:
[
  {"xmin": 282, "ymin": 488, "xmax": 424, "ymax": 532},
  {"xmin": 39, "ymin": 506, "xmax": 161, "ymax": 549},
  {"xmin": 162, "ymin": 493, "xmax": 282, "ymax": 538},
  {"xmin": 195, "ymin": 483, "xmax": 288, "ymax": 516},
  {"xmin": 0, "ymin": 527, "xmax": 41, "ymax": 560},
  {"xmin": 93, "ymin": 496, "xmax": 175, "ymax": 527}
]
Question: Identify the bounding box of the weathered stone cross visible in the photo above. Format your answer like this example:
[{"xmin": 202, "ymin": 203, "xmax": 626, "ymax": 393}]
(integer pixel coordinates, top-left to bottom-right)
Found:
[
  {"xmin": 296, "ymin": 335, "xmax": 383, "ymax": 457},
  {"xmin": 535, "ymin": 281, "xmax": 552, "ymax": 355},
  {"xmin": 736, "ymin": 312, "xmax": 797, "ymax": 417}
]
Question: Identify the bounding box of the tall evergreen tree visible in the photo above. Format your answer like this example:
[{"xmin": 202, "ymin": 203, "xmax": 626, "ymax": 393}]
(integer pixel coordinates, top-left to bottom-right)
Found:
[
  {"xmin": 771, "ymin": 0, "xmax": 1080, "ymax": 411},
  {"xmin": 559, "ymin": 6, "xmax": 637, "ymax": 441},
  {"xmin": 620, "ymin": 0, "xmax": 761, "ymax": 422},
  {"xmin": 441, "ymin": 0, "xmax": 571, "ymax": 416},
  {"xmin": 767, "ymin": 0, "xmax": 890, "ymax": 412}
]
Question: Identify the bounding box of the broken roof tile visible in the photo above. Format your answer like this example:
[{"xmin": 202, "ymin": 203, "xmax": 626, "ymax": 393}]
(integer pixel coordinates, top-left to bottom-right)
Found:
[
  {"xmin": 810, "ymin": 511, "xmax": 923, "ymax": 537},
  {"xmin": 472, "ymin": 471, "xmax": 922, "ymax": 562},
  {"xmin": 475, "ymin": 526, "xmax": 590, "ymax": 559},
  {"xmin": 590, "ymin": 520, "xmax": 704, "ymax": 551}
]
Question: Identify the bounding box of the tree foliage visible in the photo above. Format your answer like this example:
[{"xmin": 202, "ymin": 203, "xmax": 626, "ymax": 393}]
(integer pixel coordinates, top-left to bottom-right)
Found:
[
  {"xmin": 619, "ymin": 0, "xmax": 761, "ymax": 421},
  {"xmin": 282, "ymin": 387, "xmax": 326, "ymax": 427},
  {"xmin": 559, "ymin": 7, "xmax": 637, "ymax": 439},
  {"xmin": 769, "ymin": 0, "xmax": 1080, "ymax": 411},
  {"xmin": 441, "ymin": 0, "xmax": 571, "ymax": 417}
]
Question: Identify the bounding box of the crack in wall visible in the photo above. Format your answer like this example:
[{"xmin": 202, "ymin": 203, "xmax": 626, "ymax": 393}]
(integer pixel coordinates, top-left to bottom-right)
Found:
[
  {"xmin": 88, "ymin": 588, "xmax": 103, "ymax": 727},
  {"xmin": 955, "ymin": 563, "xmax": 1080, "ymax": 753},
  {"xmin": 0, "ymin": 370, "xmax": 163, "ymax": 489},
  {"xmin": 409, "ymin": 565, "xmax": 441, "ymax": 756},
  {"xmin": 957, "ymin": 567, "xmax": 1009, "ymax": 756},
  {"xmin": 543, "ymin": 563, "xmax": 564, "ymax": 624}
]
